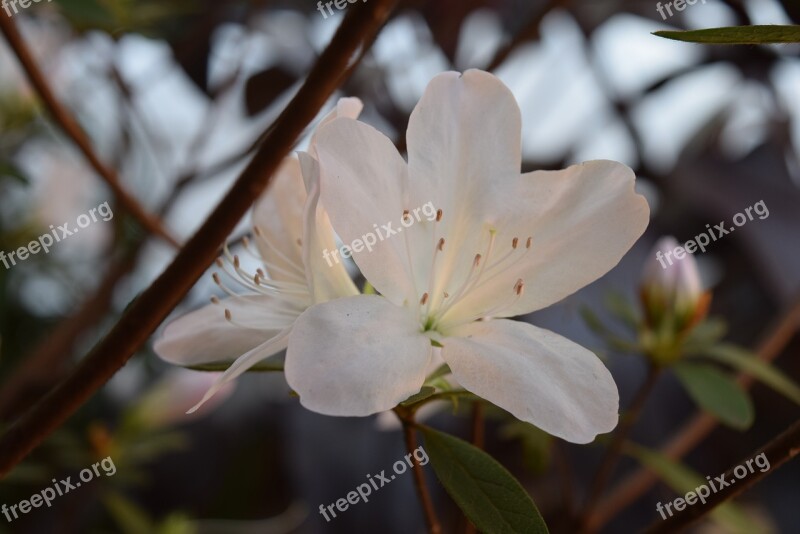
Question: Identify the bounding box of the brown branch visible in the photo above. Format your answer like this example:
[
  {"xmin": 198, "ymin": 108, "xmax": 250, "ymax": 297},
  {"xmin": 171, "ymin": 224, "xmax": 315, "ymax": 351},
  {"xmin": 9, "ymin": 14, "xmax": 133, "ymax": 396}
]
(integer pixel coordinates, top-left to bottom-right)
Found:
[
  {"xmin": 0, "ymin": 14, "xmax": 179, "ymax": 248},
  {"xmin": 401, "ymin": 417, "xmax": 443, "ymax": 534},
  {"xmin": 644, "ymin": 418, "xmax": 800, "ymax": 533},
  {"xmin": 0, "ymin": 0, "xmax": 398, "ymax": 478},
  {"xmin": 586, "ymin": 296, "xmax": 800, "ymax": 531},
  {"xmin": 580, "ymin": 365, "xmax": 661, "ymax": 529},
  {"xmin": 463, "ymin": 402, "xmax": 485, "ymax": 534}
]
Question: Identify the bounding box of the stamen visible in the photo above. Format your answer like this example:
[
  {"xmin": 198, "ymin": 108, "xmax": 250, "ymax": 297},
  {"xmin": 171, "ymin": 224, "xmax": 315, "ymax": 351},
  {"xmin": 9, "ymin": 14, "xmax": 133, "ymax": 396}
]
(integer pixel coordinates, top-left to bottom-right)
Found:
[
  {"xmin": 512, "ymin": 237, "xmax": 519, "ymax": 249},
  {"xmin": 403, "ymin": 209, "xmax": 411, "ymax": 222},
  {"xmin": 526, "ymin": 236, "xmax": 532, "ymax": 249},
  {"xmin": 436, "ymin": 209, "xmax": 443, "ymax": 222},
  {"xmin": 438, "ymin": 238, "xmax": 445, "ymax": 251},
  {"xmin": 420, "ymin": 293, "xmax": 429, "ymax": 305}
]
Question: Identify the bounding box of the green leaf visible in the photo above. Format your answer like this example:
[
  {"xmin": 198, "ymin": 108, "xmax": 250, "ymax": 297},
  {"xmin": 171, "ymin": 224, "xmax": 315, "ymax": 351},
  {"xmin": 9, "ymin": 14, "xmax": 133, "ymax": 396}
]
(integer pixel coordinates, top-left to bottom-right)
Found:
[
  {"xmin": 401, "ymin": 386, "xmax": 437, "ymax": 406},
  {"xmin": 673, "ymin": 362, "xmax": 754, "ymax": 430},
  {"xmin": 626, "ymin": 444, "xmax": 764, "ymax": 533},
  {"xmin": 699, "ymin": 344, "xmax": 800, "ymax": 406},
  {"xmin": 605, "ymin": 292, "xmax": 640, "ymax": 331},
  {"xmin": 681, "ymin": 318, "xmax": 727, "ymax": 352},
  {"xmin": 653, "ymin": 25, "xmax": 800, "ymax": 45},
  {"xmin": 0, "ymin": 161, "xmax": 28, "ymax": 185},
  {"xmin": 185, "ymin": 361, "xmax": 284, "ymax": 372},
  {"xmin": 421, "ymin": 426, "xmax": 549, "ymax": 534}
]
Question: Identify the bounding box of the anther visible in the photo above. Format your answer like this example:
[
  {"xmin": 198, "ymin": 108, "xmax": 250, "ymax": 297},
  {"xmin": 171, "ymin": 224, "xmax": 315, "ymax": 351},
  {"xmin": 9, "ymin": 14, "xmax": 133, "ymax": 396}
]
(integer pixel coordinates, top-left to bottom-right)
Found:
[
  {"xmin": 438, "ymin": 238, "xmax": 445, "ymax": 251},
  {"xmin": 296, "ymin": 238, "xmax": 302, "ymax": 246},
  {"xmin": 526, "ymin": 237, "xmax": 532, "ymax": 249},
  {"xmin": 420, "ymin": 293, "xmax": 429, "ymax": 305},
  {"xmin": 474, "ymin": 254, "xmax": 482, "ymax": 267},
  {"xmin": 514, "ymin": 278, "xmax": 525, "ymax": 296},
  {"xmin": 212, "ymin": 273, "xmax": 222, "ymax": 285},
  {"xmin": 436, "ymin": 209, "xmax": 443, "ymax": 222},
  {"xmin": 215, "ymin": 258, "xmax": 224, "ymax": 268},
  {"xmin": 224, "ymin": 309, "xmax": 232, "ymax": 321},
  {"xmin": 210, "ymin": 296, "xmax": 220, "ymax": 305},
  {"xmin": 443, "ymin": 292, "xmax": 449, "ymax": 298},
  {"xmin": 403, "ymin": 210, "xmax": 411, "ymax": 222},
  {"xmin": 233, "ymin": 255, "xmax": 240, "ymax": 269},
  {"xmin": 512, "ymin": 237, "xmax": 519, "ymax": 249}
]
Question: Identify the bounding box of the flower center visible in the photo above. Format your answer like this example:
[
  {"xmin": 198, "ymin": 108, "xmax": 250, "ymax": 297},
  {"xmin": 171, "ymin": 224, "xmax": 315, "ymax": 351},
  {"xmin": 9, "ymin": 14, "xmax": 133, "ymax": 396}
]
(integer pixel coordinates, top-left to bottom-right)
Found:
[
  {"xmin": 414, "ymin": 210, "xmax": 531, "ymax": 331},
  {"xmin": 208, "ymin": 227, "xmax": 311, "ymax": 328}
]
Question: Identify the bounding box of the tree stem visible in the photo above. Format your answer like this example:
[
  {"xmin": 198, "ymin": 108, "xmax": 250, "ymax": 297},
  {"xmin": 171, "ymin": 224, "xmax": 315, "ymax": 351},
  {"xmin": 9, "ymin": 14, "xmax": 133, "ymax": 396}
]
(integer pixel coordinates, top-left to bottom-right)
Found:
[{"xmin": 402, "ymin": 418, "xmax": 442, "ymax": 534}]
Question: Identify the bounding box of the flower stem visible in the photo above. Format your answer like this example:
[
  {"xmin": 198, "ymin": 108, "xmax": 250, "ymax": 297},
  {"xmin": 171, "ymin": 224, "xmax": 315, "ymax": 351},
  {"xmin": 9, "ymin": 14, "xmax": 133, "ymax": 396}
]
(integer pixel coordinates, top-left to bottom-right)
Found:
[
  {"xmin": 401, "ymin": 416, "xmax": 442, "ymax": 534},
  {"xmin": 463, "ymin": 402, "xmax": 485, "ymax": 534},
  {"xmin": 580, "ymin": 364, "xmax": 661, "ymax": 529}
]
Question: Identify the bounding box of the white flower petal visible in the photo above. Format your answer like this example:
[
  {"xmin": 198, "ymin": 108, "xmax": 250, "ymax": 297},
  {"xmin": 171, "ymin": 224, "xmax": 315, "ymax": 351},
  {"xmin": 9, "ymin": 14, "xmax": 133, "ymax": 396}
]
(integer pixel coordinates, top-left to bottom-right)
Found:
[
  {"xmin": 285, "ymin": 296, "xmax": 432, "ymax": 416},
  {"xmin": 154, "ymin": 296, "xmax": 297, "ymax": 366},
  {"xmin": 187, "ymin": 326, "xmax": 292, "ymax": 414},
  {"xmin": 315, "ymin": 119, "xmax": 421, "ymax": 305},
  {"xmin": 440, "ymin": 160, "xmax": 650, "ymax": 326},
  {"xmin": 298, "ymin": 151, "xmax": 359, "ymax": 302},
  {"xmin": 441, "ymin": 319, "xmax": 619, "ymax": 444},
  {"xmin": 252, "ymin": 158, "xmax": 307, "ymax": 283}
]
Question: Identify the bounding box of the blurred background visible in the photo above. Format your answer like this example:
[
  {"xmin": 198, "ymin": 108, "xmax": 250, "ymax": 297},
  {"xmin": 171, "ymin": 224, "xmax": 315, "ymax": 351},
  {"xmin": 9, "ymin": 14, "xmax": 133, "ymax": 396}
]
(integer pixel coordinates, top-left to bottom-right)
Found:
[{"xmin": 0, "ymin": 0, "xmax": 799, "ymax": 532}]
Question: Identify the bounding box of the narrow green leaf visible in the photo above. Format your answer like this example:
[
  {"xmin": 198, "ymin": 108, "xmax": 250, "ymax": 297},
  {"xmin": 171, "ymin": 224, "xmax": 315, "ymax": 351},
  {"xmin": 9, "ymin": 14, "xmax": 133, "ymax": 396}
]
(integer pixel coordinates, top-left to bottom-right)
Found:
[
  {"xmin": 674, "ymin": 362, "xmax": 754, "ymax": 430},
  {"xmin": 605, "ymin": 292, "xmax": 641, "ymax": 331},
  {"xmin": 627, "ymin": 444, "xmax": 764, "ymax": 533},
  {"xmin": 682, "ymin": 318, "xmax": 727, "ymax": 352},
  {"xmin": 401, "ymin": 386, "xmax": 437, "ymax": 406},
  {"xmin": 421, "ymin": 426, "xmax": 549, "ymax": 534},
  {"xmin": 700, "ymin": 344, "xmax": 800, "ymax": 406},
  {"xmin": 186, "ymin": 361, "xmax": 283, "ymax": 372},
  {"xmin": 653, "ymin": 25, "xmax": 800, "ymax": 45},
  {"xmin": 0, "ymin": 161, "xmax": 28, "ymax": 185}
]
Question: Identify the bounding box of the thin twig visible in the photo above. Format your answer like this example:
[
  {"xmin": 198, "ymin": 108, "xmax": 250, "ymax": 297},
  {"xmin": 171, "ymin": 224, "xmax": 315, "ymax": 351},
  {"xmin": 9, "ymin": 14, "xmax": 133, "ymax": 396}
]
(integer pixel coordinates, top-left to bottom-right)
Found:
[
  {"xmin": 580, "ymin": 365, "xmax": 661, "ymax": 528},
  {"xmin": 0, "ymin": 0, "xmax": 398, "ymax": 478},
  {"xmin": 0, "ymin": 14, "xmax": 178, "ymax": 247},
  {"xmin": 587, "ymin": 296, "xmax": 800, "ymax": 531},
  {"xmin": 398, "ymin": 412, "xmax": 442, "ymax": 534},
  {"xmin": 644, "ymin": 418, "xmax": 800, "ymax": 533},
  {"xmin": 464, "ymin": 402, "xmax": 485, "ymax": 534}
]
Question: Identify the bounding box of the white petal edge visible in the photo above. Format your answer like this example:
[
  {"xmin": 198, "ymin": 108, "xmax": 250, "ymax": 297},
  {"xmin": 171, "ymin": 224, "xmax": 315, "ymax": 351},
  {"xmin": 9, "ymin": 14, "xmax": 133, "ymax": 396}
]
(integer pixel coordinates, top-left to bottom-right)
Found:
[
  {"xmin": 154, "ymin": 295, "xmax": 297, "ymax": 366},
  {"xmin": 187, "ymin": 326, "xmax": 293, "ymax": 414},
  {"xmin": 285, "ymin": 295, "xmax": 432, "ymax": 417},
  {"xmin": 441, "ymin": 319, "xmax": 619, "ymax": 444}
]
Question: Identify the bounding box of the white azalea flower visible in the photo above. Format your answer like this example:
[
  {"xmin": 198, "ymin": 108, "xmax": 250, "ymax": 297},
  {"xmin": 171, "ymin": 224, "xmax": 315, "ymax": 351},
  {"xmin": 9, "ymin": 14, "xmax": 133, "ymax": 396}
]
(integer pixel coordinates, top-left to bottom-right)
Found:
[
  {"xmin": 285, "ymin": 70, "xmax": 650, "ymax": 443},
  {"xmin": 153, "ymin": 99, "xmax": 362, "ymax": 410}
]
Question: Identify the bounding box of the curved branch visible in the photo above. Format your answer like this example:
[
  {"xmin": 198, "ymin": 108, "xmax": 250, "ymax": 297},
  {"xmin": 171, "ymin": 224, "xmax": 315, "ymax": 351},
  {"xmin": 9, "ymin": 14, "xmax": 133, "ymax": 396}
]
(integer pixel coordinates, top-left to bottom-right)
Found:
[
  {"xmin": 0, "ymin": 14, "xmax": 178, "ymax": 247},
  {"xmin": 0, "ymin": 0, "xmax": 398, "ymax": 478}
]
